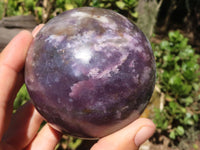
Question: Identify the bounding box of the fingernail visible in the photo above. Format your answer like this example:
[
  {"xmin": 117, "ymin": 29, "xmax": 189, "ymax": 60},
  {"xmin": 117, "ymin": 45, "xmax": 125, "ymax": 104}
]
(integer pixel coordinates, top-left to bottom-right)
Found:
[
  {"xmin": 134, "ymin": 126, "xmax": 155, "ymax": 147},
  {"xmin": 32, "ymin": 24, "xmax": 44, "ymax": 37},
  {"xmin": 32, "ymin": 25, "xmax": 40, "ymax": 36}
]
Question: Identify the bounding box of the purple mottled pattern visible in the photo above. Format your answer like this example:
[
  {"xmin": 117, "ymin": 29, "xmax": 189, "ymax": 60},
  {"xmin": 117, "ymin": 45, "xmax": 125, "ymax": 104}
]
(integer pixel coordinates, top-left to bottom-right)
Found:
[{"xmin": 25, "ymin": 7, "xmax": 156, "ymax": 138}]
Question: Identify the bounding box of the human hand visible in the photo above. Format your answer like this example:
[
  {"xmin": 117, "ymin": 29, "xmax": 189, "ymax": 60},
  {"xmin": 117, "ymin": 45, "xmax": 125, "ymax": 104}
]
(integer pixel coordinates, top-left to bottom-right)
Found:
[
  {"xmin": 0, "ymin": 25, "xmax": 155, "ymax": 150},
  {"xmin": 91, "ymin": 118, "xmax": 155, "ymax": 150},
  {"xmin": 0, "ymin": 25, "xmax": 62, "ymax": 150}
]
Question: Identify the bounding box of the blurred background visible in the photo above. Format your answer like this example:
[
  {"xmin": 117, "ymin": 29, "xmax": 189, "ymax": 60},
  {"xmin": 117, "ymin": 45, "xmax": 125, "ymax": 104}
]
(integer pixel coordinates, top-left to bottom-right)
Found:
[{"xmin": 0, "ymin": 0, "xmax": 199, "ymax": 150}]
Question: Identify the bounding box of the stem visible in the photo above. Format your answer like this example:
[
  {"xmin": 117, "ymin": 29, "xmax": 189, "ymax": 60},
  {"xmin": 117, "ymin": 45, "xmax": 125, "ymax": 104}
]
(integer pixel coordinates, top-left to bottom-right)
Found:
[
  {"xmin": 42, "ymin": 0, "xmax": 56, "ymax": 23},
  {"xmin": 157, "ymin": 0, "xmax": 164, "ymax": 11},
  {"xmin": 3, "ymin": 0, "xmax": 8, "ymax": 17}
]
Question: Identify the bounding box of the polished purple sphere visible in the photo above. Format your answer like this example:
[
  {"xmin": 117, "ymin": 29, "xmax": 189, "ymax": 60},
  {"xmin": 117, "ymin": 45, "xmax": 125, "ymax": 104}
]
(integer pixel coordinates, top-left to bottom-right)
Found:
[{"xmin": 25, "ymin": 7, "xmax": 156, "ymax": 139}]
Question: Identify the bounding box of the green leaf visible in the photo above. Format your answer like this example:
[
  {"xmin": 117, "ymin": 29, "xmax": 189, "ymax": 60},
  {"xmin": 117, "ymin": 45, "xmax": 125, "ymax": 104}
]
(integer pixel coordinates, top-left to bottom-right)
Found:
[
  {"xmin": 169, "ymin": 130, "xmax": 176, "ymax": 139},
  {"xmin": 181, "ymin": 84, "xmax": 192, "ymax": 96},
  {"xmin": 160, "ymin": 41, "xmax": 169, "ymax": 50},
  {"xmin": 161, "ymin": 71, "xmax": 170, "ymax": 83},
  {"xmin": 193, "ymin": 114, "xmax": 199, "ymax": 122},
  {"xmin": 165, "ymin": 95, "xmax": 175, "ymax": 101},
  {"xmin": 183, "ymin": 113, "xmax": 194, "ymax": 125},
  {"xmin": 180, "ymin": 97, "xmax": 193, "ymax": 106},
  {"xmin": 153, "ymin": 108, "xmax": 169, "ymax": 130},
  {"xmin": 124, "ymin": 0, "xmax": 137, "ymax": 6},
  {"xmin": 193, "ymin": 83, "xmax": 200, "ymax": 91},
  {"xmin": 179, "ymin": 47, "xmax": 194, "ymax": 59},
  {"xmin": 168, "ymin": 101, "xmax": 179, "ymax": 114},
  {"xmin": 193, "ymin": 144, "xmax": 199, "ymax": 150},
  {"xmin": 65, "ymin": 3, "xmax": 74, "ymax": 10},
  {"xmin": 179, "ymin": 37, "xmax": 188, "ymax": 48},
  {"xmin": 35, "ymin": 6, "xmax": 42, "ymax": 14},
  {"xmin": 163, "ymin": 54, "xmax": 173, "ymax": 62},
  {"xmin": 14, "ymin": 84, "xmax": 30, "ymax": 112},
  {"xmin": 116, "ymin": 1, "xmax": 126, "ymax": 9},
  {"xmin": 130, "ymin": 11, "xmax": 138, "ymax": 18},
  {"xmin": 169, "ymin": 74, "xmax": 182, "ymax": 87},
  {"xmin": 175, "ymin": 126, "xmax": 184, "ymax": 136},
  {"xmin": 182, "ymin": 61, "xmax": 199, "ymax": 81},
  {"xmin": 169, "ymin": 31, "xmax": 183, "ymax": 42},
  {"xmin": 91, "ymin": 0, "xmax": 100, "ymax": 7},
  {"xmin": 68, "ymin": 137, "xmax": 82, "ymax": 150}
]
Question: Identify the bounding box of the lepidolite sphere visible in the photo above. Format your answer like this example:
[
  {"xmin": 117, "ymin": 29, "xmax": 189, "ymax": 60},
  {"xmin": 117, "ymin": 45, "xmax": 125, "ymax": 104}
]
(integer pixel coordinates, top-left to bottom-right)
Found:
[{"xmin": 25, "ymin": 7, "xmax": 156, "ymax": 138}]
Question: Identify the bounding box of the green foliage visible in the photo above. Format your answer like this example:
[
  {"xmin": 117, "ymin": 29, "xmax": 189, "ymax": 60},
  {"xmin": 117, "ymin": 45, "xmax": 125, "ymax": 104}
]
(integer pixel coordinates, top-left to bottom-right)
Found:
[
  {"xmin": 169, "ymin": 126, "xmax": 185, "ymax": 140},
  {"xmin": 13, "ymin": 84, "xmax": 29, "ymax": 112},
  {"xmin": 0, "ymin": 0, "xmax": 138, "ymax": 23},
  {"xmin": 154, "ymin": 31, "xmax": 200, "ymax": 97},
  {"xmin": 153, "ymin": 31, "xmax": 200, "ymax": 143},
  {"xmin": 0, "ymin": 0, "xmax": 36, "ymax": 19},
  {"xmin": 6, "ymin": 0, "xmax": 35, "ymax": 16},
  {"xmin": 90, "ymin": 0, "xmax": 138, "ymax": 20},
  {"xmin": 153, "ymin": 108, "xmax": 169, "ymax": 130},
  {"xmin": 67, "ymin": 137, "xmax": 82, "ymax": 150},
  {"xmin": 0, "ymin": 1, "xmax": 4, "ymax": 18}
]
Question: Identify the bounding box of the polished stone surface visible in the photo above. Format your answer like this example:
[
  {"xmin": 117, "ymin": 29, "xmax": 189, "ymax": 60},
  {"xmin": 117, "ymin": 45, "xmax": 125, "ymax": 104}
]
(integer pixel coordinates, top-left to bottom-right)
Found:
[{"xmin": 25, "ymin": 7, "xmax": 156, "ymax": 139}]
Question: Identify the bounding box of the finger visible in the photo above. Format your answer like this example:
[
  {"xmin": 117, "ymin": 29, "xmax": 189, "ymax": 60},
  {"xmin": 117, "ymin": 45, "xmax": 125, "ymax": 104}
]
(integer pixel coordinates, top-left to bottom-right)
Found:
[
  {"xmin": 2, "ymin": 102, "xmax": 43, "ymax": 149},
  {"xmin": 0, "ymin": 30, "xmax": 33, "ymax": 73},
  {"xmin": 0, "ymin": 24, "xmax": 44, "ymax": 140},
  {"xmin": 0, "ymin": 30, "xmax": 33, "ymax": 139},
  {"xmin": 25, "ymin": 124, "xmax": 62, "ymax": 150},
  {"xmin": 91, "ymin": 118, "xmax": 156, "ymax": 150},
  {"xmin": 0, "ymin": 142, "xmax": 15, "ymax": 150}
]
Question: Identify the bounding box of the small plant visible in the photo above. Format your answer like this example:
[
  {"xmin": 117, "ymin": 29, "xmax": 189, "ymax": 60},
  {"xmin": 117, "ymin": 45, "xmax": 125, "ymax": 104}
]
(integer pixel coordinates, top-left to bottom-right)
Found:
[{"xmin": 153, "ymin": 31, "xmax": 200, "ymax": 145}]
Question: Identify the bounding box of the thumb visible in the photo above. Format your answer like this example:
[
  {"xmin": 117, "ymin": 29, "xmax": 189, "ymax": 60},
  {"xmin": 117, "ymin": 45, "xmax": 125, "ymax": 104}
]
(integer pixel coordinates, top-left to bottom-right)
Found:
[{"xmin": 91, "ymin": 118, "xmax": 156, "ymax": 150}]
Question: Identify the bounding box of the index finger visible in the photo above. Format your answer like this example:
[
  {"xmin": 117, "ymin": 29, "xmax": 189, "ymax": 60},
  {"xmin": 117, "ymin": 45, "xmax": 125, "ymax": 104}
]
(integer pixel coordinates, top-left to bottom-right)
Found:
[{"xmin": 0, "ymin": 30, "xmax": 33, "ymax": 139}]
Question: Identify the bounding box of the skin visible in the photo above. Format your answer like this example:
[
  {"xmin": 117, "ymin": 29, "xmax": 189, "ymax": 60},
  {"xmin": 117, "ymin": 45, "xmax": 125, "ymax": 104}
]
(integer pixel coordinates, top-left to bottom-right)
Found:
[{"xmin": 0, "ymin": 24, "xmax": 155, "ymax": 150}]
